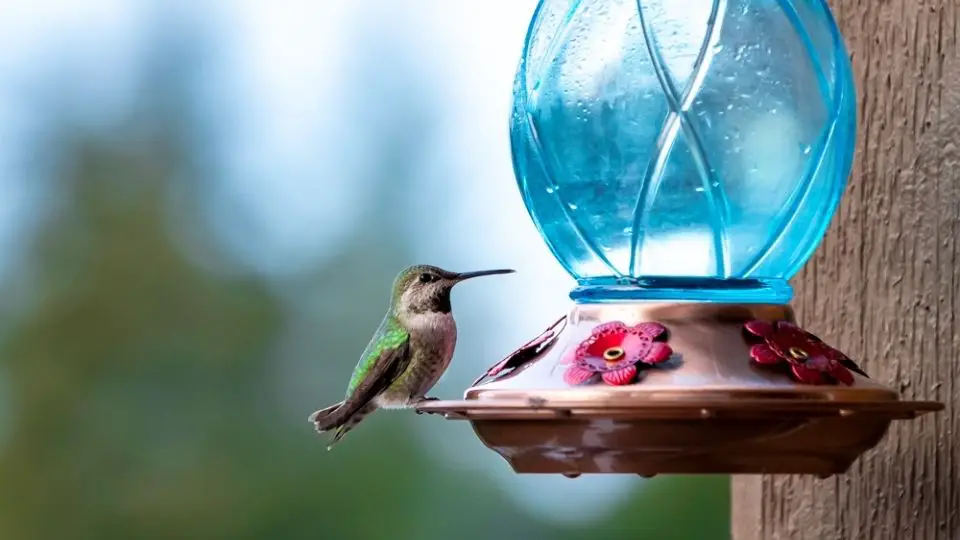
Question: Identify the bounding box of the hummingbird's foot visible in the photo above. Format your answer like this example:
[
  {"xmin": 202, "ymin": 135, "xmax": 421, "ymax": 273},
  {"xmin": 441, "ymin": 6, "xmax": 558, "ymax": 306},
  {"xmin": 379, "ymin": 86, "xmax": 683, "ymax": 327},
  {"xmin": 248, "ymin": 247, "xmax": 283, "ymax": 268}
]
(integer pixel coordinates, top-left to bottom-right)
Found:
[{"xmin": 414, "ymin": 397, "xmax": 439, "ymax": 415}]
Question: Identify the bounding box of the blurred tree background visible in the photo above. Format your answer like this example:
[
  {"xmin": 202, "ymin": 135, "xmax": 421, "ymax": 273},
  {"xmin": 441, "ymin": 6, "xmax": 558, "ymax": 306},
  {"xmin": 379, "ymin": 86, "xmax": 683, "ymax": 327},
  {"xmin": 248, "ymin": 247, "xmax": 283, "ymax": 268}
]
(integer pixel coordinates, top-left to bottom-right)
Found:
[{"xmin": 0, "ymin": 2, "xmax": 728, "ymax": 539}]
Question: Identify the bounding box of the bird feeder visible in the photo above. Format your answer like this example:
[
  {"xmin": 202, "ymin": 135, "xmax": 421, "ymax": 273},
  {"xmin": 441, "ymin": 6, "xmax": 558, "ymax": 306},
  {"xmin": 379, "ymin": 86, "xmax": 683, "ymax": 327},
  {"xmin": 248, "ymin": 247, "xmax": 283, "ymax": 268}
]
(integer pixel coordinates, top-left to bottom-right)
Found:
[{"xmin": 417, "ymin": 0, "xmax": 942, "ymax": 476}]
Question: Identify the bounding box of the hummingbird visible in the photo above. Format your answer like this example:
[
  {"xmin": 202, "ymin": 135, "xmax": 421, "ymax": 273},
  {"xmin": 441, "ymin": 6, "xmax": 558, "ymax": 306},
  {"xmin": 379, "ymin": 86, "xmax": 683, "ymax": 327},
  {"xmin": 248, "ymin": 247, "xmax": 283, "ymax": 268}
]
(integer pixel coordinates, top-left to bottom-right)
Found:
[{"xmin": 309, "ymin": 264, "xmax": 514, "ymax": 449}]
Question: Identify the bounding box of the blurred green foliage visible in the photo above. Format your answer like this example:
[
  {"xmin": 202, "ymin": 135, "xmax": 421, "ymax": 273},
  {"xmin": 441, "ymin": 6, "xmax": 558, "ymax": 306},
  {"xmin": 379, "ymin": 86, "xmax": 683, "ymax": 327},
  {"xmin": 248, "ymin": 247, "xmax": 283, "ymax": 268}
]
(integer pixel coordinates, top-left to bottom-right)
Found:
[{"xmin": 0, "ymin": 25, "xmax": 729, "ymax": 540}]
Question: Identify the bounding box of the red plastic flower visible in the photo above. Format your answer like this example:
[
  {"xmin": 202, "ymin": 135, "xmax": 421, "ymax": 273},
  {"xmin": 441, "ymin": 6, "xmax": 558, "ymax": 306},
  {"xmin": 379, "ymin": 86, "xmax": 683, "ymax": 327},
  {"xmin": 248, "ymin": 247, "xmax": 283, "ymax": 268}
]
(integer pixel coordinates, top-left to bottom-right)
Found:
[
  {"xmin": 744, "ymin": 320, "xmax": 863, "ymax": 386},
  {"xmin": 563, "ymin": 321, "xmax": 672, "ymax": 386}
]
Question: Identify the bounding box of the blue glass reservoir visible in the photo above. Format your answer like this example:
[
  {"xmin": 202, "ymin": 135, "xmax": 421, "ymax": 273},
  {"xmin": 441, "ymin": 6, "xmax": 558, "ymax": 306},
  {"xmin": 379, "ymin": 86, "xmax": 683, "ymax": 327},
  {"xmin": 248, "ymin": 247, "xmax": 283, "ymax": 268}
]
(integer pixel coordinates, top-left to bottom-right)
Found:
[{"xmin": 510, "ymin": 0, "xmax": 857, "ymax": 303}]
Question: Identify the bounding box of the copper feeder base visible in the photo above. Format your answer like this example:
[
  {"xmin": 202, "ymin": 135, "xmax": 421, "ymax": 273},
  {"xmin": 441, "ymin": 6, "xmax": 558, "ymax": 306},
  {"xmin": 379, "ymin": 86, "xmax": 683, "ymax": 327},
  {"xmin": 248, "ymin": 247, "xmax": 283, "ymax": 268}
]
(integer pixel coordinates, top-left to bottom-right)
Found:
[{"xmin": 417, "ymin": 303, "xmax": 943, "ymax": 477}]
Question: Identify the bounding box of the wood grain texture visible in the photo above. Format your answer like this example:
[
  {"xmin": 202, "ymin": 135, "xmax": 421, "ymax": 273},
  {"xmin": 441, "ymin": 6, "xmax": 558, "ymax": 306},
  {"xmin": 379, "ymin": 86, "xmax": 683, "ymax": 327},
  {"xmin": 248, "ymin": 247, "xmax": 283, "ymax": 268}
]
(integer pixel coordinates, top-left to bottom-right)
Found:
[{"xmin": 732, "ymin": 1, "xmax": 960, "ymax": 539}]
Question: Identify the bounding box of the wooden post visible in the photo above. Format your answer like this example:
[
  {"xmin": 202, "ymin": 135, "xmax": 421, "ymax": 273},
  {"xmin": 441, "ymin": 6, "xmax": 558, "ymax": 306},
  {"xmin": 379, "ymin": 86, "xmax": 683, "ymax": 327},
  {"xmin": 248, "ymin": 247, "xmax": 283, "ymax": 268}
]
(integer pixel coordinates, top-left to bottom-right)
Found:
[{"xmin": 731, "ymin": 1, "xmax": 959, "ymax": 539}]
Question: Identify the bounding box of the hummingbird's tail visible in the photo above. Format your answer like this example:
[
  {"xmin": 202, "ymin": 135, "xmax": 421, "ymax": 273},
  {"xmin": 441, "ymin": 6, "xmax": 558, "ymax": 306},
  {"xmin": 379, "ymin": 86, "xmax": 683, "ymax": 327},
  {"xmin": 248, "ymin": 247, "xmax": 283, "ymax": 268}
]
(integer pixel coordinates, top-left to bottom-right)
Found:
[
  {"xmin": 308, "ymin": 401, "xmax": 344, "ymax": 427},
  {"xmin": 309, "ymin": 401, "xmax": 377, "ymax": 451},
  {"xmin": 309, "ymin": 401, "xmax": 349, "ymax": 435}
]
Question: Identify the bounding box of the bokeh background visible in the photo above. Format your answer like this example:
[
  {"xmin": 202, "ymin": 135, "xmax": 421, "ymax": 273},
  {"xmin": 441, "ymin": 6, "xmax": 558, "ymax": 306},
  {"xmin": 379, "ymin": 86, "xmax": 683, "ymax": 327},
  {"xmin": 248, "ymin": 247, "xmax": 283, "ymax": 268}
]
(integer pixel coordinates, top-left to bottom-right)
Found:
[{"xmin": 0, "ymin": 1, "xmax": 728, "ymax": 538}]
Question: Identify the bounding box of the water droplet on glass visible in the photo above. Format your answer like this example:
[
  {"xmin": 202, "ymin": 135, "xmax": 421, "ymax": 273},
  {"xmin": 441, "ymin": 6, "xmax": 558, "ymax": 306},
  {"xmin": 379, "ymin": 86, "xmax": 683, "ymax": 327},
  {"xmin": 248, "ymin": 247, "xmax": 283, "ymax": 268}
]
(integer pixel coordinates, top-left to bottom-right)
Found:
[
  {"xmin": 802, "ymin": 145, "xmax": 812, "ymax": 155},
  {"xmin": 545, "ymin": 186, "xmax": 556, "ymax": 194},
  {"xmin": 622, "ymin": 226, "xmax": 633, "ymax": 234},
  {"xmin": 694, "ymin": 186, "xmax": 705, "ymax": 193},
  {"xmin": 567, "ymin": 203, "xmax": 578, "ymax": 211}
]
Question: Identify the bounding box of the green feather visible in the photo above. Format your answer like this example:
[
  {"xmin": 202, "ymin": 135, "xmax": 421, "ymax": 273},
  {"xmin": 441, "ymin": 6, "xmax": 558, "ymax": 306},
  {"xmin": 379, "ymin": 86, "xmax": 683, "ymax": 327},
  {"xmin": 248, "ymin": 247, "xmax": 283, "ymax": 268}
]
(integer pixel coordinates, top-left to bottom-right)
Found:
[{"xmin": 345, "ymin": 315, "xmax": 409, "ymax": 397}]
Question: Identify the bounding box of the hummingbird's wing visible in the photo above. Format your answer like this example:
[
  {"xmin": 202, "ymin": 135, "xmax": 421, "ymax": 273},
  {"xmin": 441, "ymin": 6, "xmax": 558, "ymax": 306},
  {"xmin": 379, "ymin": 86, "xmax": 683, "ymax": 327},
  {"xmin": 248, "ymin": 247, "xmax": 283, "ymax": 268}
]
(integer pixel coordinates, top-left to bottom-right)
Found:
[
  {"xmin": 312, "ymin": 316, "xmax": 411, "ymax": 432},
  {"xmin": 344, "ymin": 315, "xmax": 411, "ymax": 399},
  {"xmin": 343, "ymin": 334, "xmax": 411, "ymax": 408}
]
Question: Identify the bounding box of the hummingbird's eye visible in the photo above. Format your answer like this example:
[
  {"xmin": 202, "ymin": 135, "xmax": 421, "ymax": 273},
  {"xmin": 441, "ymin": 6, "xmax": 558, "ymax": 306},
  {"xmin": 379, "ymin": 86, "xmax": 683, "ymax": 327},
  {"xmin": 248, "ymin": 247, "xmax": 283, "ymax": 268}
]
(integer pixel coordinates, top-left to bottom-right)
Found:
[{"xmin": 418, "ymin": 273, "xmax": 438, "ymax": 283}]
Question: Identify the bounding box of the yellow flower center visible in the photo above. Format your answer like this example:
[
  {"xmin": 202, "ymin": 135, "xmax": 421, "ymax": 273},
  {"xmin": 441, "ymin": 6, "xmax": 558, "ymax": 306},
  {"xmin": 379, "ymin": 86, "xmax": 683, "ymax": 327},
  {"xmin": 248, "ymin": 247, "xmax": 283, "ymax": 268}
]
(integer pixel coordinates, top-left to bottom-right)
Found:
[
  {"xmin": 788, "ymin": 347, "xmax": 809, "ymax": 361},
  {"xmin": 603, "ymin": 347, "xmax": 625, "ymax": 362}
]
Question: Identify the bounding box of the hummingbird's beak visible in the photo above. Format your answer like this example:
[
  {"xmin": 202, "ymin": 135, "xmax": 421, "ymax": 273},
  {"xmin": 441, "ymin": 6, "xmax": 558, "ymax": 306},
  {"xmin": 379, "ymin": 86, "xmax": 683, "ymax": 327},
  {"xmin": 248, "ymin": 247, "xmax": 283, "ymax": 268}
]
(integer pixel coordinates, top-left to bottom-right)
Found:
[{"xmin": 453, "ymin": 268, "xmax": 515, "ymax": 281}]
